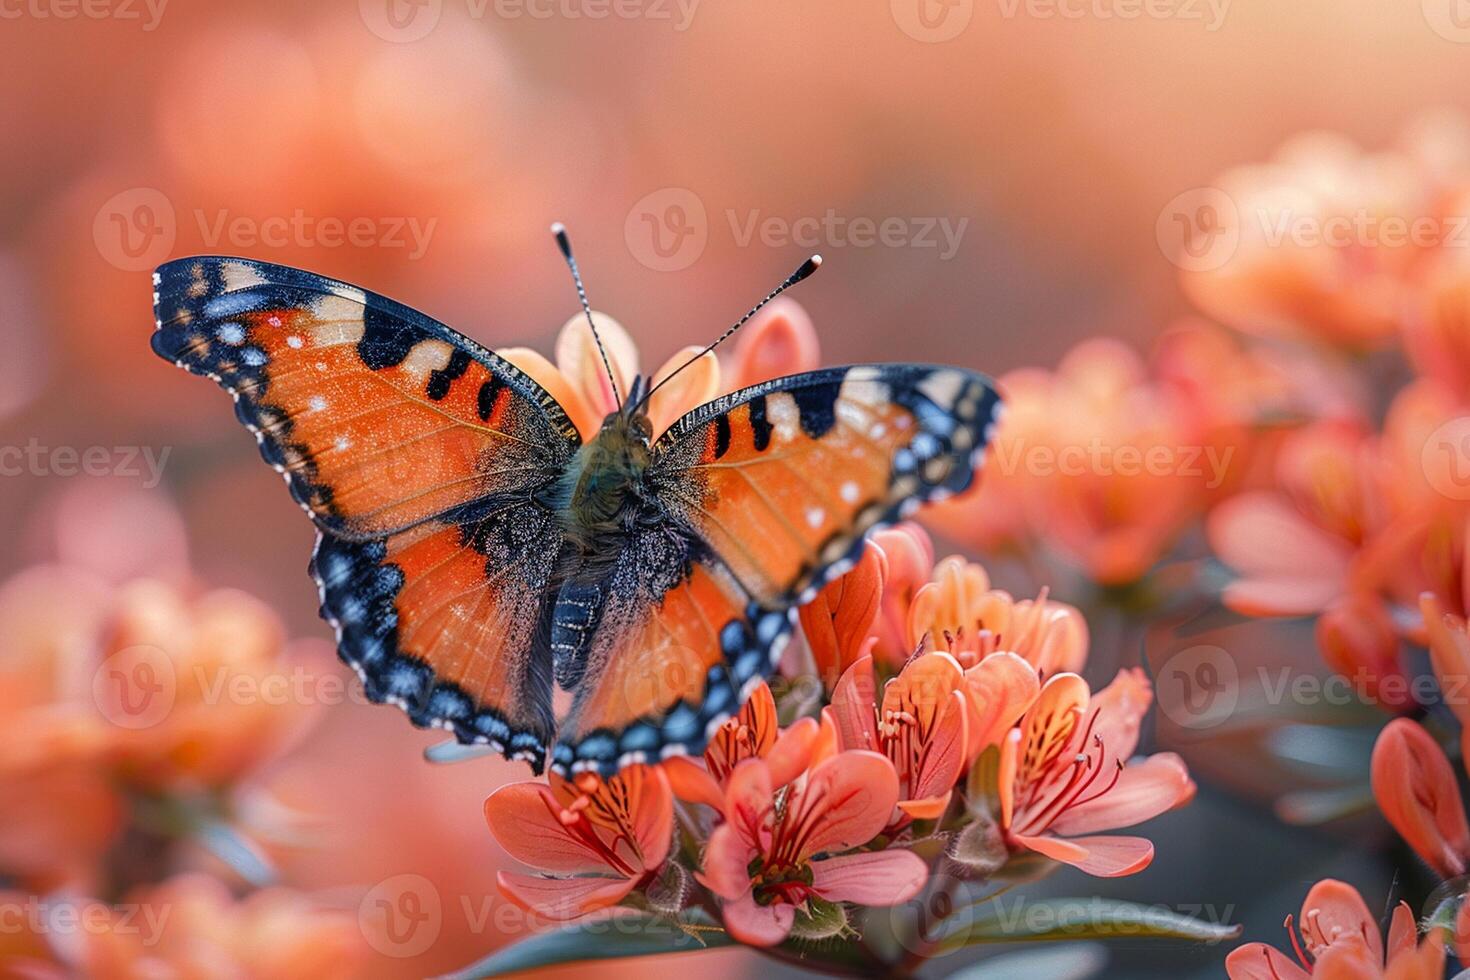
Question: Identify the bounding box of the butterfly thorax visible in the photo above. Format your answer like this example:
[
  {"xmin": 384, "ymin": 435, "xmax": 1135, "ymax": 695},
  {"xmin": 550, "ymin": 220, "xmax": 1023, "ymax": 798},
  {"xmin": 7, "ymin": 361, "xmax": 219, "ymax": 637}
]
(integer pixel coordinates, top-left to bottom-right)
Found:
[{"xmin": 558, "ymin": 410, "xmax": 655, "ymax": 562}]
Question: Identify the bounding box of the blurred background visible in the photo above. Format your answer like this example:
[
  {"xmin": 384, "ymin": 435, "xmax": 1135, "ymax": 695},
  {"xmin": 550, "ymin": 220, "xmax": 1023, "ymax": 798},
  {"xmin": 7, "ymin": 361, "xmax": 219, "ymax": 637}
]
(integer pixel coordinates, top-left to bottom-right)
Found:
[{"xmin": 4, "ymin": 0, "xmax": 1470, "ymax": 976}]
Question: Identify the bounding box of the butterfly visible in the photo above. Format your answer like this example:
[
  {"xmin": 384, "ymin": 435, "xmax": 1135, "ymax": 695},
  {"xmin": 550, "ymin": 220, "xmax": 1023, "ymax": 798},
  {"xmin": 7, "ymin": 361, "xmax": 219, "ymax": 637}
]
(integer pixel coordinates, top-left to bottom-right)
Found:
[{"xmin": 149, "ymin": 232, "xmax": 1002, "ymax": 776}]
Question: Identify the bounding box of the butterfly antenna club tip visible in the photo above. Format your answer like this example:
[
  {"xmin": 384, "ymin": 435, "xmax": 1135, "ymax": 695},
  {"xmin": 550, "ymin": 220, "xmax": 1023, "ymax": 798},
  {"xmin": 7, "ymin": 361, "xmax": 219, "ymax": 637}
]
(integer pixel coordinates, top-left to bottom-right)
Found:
[{"xmin": 550, "ymin": 222, "xmax": 621, "ymax": 405}]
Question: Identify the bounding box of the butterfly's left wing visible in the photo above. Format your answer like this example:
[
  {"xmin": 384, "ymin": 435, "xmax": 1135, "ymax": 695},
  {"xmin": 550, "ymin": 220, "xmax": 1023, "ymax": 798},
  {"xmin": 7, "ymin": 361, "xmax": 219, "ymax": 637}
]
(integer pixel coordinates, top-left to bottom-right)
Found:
[{"xmin": 551, "ymin": 365, "xmax": 1002, "ymax": 773}]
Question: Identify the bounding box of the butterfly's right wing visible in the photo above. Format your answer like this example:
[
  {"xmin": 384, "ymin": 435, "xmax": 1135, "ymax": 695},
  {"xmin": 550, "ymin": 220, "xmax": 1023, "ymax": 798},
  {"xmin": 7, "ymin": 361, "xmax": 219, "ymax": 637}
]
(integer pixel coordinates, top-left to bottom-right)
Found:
[{"xmin": 152, "ymin": 257, "xmax": 579, "ymax": 768}]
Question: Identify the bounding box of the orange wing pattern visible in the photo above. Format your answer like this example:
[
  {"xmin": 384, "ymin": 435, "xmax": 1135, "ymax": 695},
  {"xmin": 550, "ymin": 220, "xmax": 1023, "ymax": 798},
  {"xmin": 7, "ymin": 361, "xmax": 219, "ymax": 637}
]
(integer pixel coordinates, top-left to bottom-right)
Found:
[
  {"xmin": 652, "ymin": 365, "xmax": 1002, "ymax": 605},
  {"xmin": 153, "ymin": 257, "xmax": 574, "ymax": 768}
]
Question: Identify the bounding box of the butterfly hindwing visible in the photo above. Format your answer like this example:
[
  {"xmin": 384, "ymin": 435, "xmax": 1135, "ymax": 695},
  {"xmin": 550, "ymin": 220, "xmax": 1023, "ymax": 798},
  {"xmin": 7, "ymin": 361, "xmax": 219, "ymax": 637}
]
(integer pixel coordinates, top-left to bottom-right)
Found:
[
  {"xmin": 152, "ymin": 256, "xmax": 575, "ymax": 769},
  {"xmin": 553, "ymin": 364, "xmax": 1001, "ymax": 774}
]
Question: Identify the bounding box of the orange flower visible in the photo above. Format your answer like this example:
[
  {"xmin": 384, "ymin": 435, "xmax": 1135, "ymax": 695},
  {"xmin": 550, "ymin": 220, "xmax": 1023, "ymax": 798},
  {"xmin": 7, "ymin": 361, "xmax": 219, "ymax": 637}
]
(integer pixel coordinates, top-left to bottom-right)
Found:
[
  {"xmin": 1370, "ymin": 718, "xmax": 1470, "ymax": 880},
  {"xmin": 663, "ymin": 681, "xmax": 819, "ymax": 810},
  {"xmin": 928, "ymin": 339, "xmax": 1229, "ymax": 585},
  {"xmin": 1225, "ymin": 879, "xmax": 1443, "ymax": 980},
  {"xmin": 501, "ymin": 296, "xmax": 821, "ymax": 441},
  {"xmin": 907, "ymin": 556, "xmax": 1088, "ymax": 676},
  {"xmin": 826, "ymin": 654, "xmax": 970, "ymax": 820},
  {"xmin": 82, "ymin": 874, "xmax": 367, "ymax": 980},
  {"xmin": 997, "ymin": 670, "xmax": 1194, "ymax": 877},
  {"xmin": 868, "ymin": 525, "xmax": 938, "ymax": 665},
  {"xmin": 1179, "ymin": 131, "xmax": 1436, "ymax": 350},
  {"xmin": 485, "ymin": 765, "xmax": 673, "ymax": 919},
  {"xmin": 1315, "ymin": 593, "xmax": 1410, "ymax": 712},
  {"xmin": 1424, "ymin": 592, "xmax": 1470, "ymax": 762},
  {"xmin": 698, "ymin": 752, "xmax": 927, "ymax": 946},
  {"xmin": 800, "ymin": 541, "xmax": 887, "ymax": 685}
]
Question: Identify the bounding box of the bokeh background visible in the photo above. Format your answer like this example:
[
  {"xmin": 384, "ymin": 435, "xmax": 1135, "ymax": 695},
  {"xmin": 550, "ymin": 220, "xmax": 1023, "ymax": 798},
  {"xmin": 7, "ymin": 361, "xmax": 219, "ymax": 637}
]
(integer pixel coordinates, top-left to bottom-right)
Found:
[{"xmin": 4, "ymin": 0, "xmax": 1470, "ymax": 976}]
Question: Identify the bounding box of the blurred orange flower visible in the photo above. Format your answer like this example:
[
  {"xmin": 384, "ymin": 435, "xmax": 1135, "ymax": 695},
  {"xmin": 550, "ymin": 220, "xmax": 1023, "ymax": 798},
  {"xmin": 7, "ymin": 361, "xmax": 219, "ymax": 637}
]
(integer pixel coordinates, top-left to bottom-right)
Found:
[
  {"xmin": 1370, "ymin": 717, "xmax": 1470, "ymax": 881},
  {"xmin": 81, "ymin": 874, "xmax": 366, "ymax": 980},
  {"xmin": 826, "ymin": 653, "xmax": 970, "ymax": 821},
  {"xmin": 698, "ymin": 751, "xmax": 926, "ymax": 946},
  {"xmin": 928, "ymin": 338, "xmax": 1235, "ymax": 585},
  {"xmin": 485, "ymin": 765, "xmax": 673, "ymax": 919},
  {"xmin": 998, "ymin": 670, "xmax": 1193, "ymax": 877},
  {"xmin": 1225, "ymin": 879, "xmax": 1442, "ymax": 980}
]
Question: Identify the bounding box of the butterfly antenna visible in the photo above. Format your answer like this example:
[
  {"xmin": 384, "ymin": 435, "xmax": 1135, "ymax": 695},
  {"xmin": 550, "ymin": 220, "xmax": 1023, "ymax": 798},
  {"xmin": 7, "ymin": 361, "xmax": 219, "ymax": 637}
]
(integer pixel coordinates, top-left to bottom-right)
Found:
[
  {"xmin": 637, "ymin": 253, "xmax": 822, "ymax": 412},
  {"xmin": 551, "ymin": 222, "xmax": 622, "ymax": 405}
]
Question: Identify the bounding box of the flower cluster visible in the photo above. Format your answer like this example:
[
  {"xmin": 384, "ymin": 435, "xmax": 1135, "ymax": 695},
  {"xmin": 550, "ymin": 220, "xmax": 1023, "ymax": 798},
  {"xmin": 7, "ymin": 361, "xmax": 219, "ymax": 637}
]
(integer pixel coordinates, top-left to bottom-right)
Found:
[{"xmin": 484, "ymin": 524, "xmax": 1195, "ymax": 964}]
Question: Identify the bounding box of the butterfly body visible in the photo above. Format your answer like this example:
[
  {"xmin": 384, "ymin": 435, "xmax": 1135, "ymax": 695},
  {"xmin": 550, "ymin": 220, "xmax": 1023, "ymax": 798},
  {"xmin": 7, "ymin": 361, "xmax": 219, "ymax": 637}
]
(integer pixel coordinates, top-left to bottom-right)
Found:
[{"xmin": 151, "ymin": 255, "xmax": 1002, "ymax": 775}]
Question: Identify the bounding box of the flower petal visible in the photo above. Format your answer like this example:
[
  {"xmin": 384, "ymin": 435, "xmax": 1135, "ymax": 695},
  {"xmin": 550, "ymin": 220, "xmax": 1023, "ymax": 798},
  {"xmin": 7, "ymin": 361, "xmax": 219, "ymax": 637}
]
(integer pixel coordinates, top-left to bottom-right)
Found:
[
  {"xmin": 828, "ymin": 656, "xmax": 880, "ymax": 752},
  {"xmin": 799, "ymin": 751, "xmax": 900, "ymax": 859},
  {"xmin": 767, "ymin": 717, "xmax": 819, "ymax": 788},
  {"xmin": 663, "ymin": 756, "xmax": 725, "ymax": 810},
  {"xmin": 1082, "ymin": 668, "xmax": 1152, "ymax": 760},
  {"xmin": 724, "ymin": 297, "xmax": 819, "ymax": 391},
  {"xmin": 963, "ymin": 651, "xmax": 1040, "ymax": 757},
  {"xmin": 1048, "ymin": 753, "xmax": 1195, "ymax": 837},
  {"xmin": 1224, "ymin": 944, "xmax": 1312, "ymax": 980},
  {"xmin": 810, "ymin": 849, "xmax": 929, "ymax": 906},
  {"xmin": 1208, "ymin": 492, "xmax": 1351, "ymax": 616},
  {"xmin": 1014, "ymin": 833, "xmax": 1154, "ymax": 877},
  {"xmin": 495, "ymin": 871, "xmax": 634, "ymax": 919},
  {"xmin": 1424, "ymin": 592, "xmax": 1470, "ymax": 729},
  {"xmin": 871, "ymin": 523, "xmax": 936, "ymax": 663},
  {"xmin": 800, "ymin": 542, "xmax": 886, "ymax": 686},
  {"xmin": 554, "ymin": 311, "xmax": 639, "ymax": 420},
  {"xmin": 499, "ymin": 346, "xmax": 601, "ymax": 440},
  {"xmin": 719, "ymin": 890, "xmax": 795, "ymax": 947},
  {"xmin": 721, "ymin": 758, "xmax": 775, "ymax": 849},
  {"xmin": 483, "ymin": 783, "xmax": 611, "ymax": 875},
  {"xmin": 697, "ymin": 823, "xmax": 756, "ymax": 901},
  {"xmin": 646, "ymin": 346, "xmax": 720, "ymax": 438},
  {"xmin": 630, "ymin": 765, "xmax": 675, "ymax": 869},
  {"xmin": 1371, "ymin": 718, "xmax": 1470, "ymax": 879},
  {"xmin": 1301, "ymin": 879, "xmax": 1382, "ymax": 965}
]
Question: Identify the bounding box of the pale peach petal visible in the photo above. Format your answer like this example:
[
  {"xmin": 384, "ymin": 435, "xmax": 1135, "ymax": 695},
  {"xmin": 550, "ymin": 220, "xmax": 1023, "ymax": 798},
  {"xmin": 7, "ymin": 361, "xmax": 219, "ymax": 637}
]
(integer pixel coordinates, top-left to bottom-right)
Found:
[
  {"xmin": 1019, "ymin": 673, "xmax": 1090, "ymax": 769},
  {"xmin": 1208, "ymin": 493, "xmax": 1352, "ymax": 616},
  {"xmin": 1049, "ymin": 753, "xmax": 1194, "ymax": 837},
  {"xmin": 724, "ymin": 297, "xmax": 819, "ymax": 391},
  {"xmin": 809, "ymin": 849, "xmax": 929, "ymax": 906},
  {"xmin": 1084, "ymin": 668, "xmax": 1153, "ymax": 760},
  {"xmin": 1371, "ymin": 718, "xmax": 1470, "ymax": 879},
  {"xmin": 720, "ymin": 890, "xmax": 795, "ymax": 947},
  {"xmin": 963, "ymin": 651, "xmax": 1040, "ymax": 757},
  {"xmin": 483, "ymin": 783, "xmax": 611, "ymax": 875},
  {"xmin": 799, "ymin": 751, "xmax": 900, "ymax": 858},
  {"xmin": 1385, "ymin": 901, "xmax": 1417, "ymax": 964},
  {"xmin": 646, "ymin": 346, "xmax": 720, "ymax": 437},
  {"xmin": 766, "ymin": 718, "xmax": 819, "ymax": 788},
  {"xmin": 907, "ymin": 557, "xmax": 992, "ymax": 648},
  {"xmin": 828, "ymin": 656, "xmax": 880, "ymax": 753},
  {"xmin": 630, "ymin": 765, "xmax": 674, "ymax": 868},
  {"xmin": 499, "ymin": 346, "xmax": 600, "ymax": 439},
  {"xmin": 495, "ymin": 871, "xmax": 635, "ymax": 919},
  {"xmin": 554, "ymin": 311, "xmax": 639, "ymax": 420},
  {"xmin": 881, "ymin": 653, "xmax": 965, "ymax": 737},
  {"xmin": 1018, "ymin": 833, "xmax": 1154, "ymax": 877},
  {"xmin": 662, "ymin": 756, "xmax": 724, "ymax": 810},
  {"xmin": 1302, "ymin": 879, "xmax": 1383, "ymax": 964},
  {"xmin": 906, "ymin": 690, "xmax": 970, "ymax": 806},
  {"xmin": 871, "ymin": 523, "xmax": 936, "ymax": 662},
  {"xmin": 721, "ymin": 758, "xmax": 774, "ymax": 849},
  {"xmin": 698, "ymin": 823, "xmax": 756, "ymax": 901},
  {"xmin": 1225, "ymin": 944, "xmax": 1312, "ymax": 980},
  {"xmin": 897, "ymin": 791, "xmax": 954, "ymax": 820},
  {"xmin": 1311, "ymin": 937, "xmax": 1383, "ymax": 980},
  {"xmin": 1384, "ymin": 932, "xmax": 1446, "ymax": 980},
  {"xmin": 998, "ymin": 727, "xmax": 1022, "ymax": 830}
]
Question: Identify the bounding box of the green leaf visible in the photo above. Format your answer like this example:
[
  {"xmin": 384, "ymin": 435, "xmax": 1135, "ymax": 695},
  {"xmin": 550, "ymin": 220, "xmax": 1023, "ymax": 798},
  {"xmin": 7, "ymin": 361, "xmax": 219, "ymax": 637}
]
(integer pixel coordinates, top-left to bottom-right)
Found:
[
  {"xmin": 944, "ymin": 942, "xmax": 1108, "ymax": 979},
  {"xmin": 437, "ymin": 910, "xmax": 735, "ymax": 979},
  {"xmin": 935, "ymin": 897, "xmax": 1241, "ymax": 952}
]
